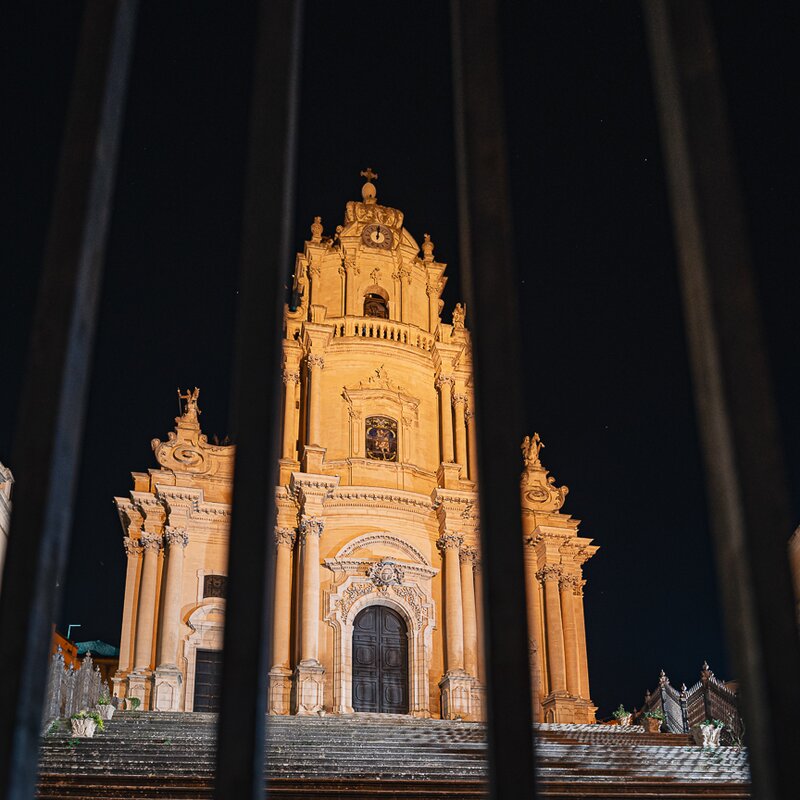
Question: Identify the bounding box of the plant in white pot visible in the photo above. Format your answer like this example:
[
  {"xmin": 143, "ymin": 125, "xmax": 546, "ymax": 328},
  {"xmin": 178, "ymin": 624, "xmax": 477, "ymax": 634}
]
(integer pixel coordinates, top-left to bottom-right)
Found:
[
  {"xmin": 692, "ymin": 718, "xmax": 724, "ymax": 747},
  {"xmin": 70, "ymin": 710, "xmax": 104, "ymax": 738},
  {"xmin": 641, "ymin": 709, "xmax": 665, "ymax": 733},
  {"xmin": 612, "ymin": 704, "xmax": 632, "ymax": 727},
  {"xmin": 96, "ymin": 693, "xmax": 114, "ymax": 721}
]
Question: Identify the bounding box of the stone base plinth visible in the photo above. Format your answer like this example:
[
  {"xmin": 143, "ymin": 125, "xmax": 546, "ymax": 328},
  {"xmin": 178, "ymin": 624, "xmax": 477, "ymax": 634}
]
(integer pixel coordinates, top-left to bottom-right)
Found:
[
  {"xmin": 439, "ymin": 670, "xmax": 474, "ymax": 720},
  {"xmin": 126, "ymin": 671, "xmax": 153, "ymax": 710},
  {"xmin": 436, "ymin": 462, "xmax": 463, "ymax": 490},
  {"xmin": 542, "ymin": 690, "xmax": 578, "ymax": 723},
  {"xmin": 574, "ymin": 697, "xmax": 597, "ymax": 724},
  {"xmin": 469, "ymin": 681, "xmax": 486, "ymax": 721},
  {"xmin": 294, "ymin": 659, "xmax": 325, "ymax": 715},
  {"xmin": 269, "ymin": 666, "xmax": 293, "ymax": 715},
  {"xmin": 302, "ymin": 446, "xmax": 326, "ymax": 474},
  {"xmin": 153, "ymin": 666, "xmax": 183, "ymax": 711}
]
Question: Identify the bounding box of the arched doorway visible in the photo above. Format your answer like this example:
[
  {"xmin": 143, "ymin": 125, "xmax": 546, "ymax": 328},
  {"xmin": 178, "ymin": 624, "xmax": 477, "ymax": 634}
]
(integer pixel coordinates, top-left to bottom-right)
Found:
[{"xmin": 352, "ymin": 605, "xmax": 409, "ymax": 713}]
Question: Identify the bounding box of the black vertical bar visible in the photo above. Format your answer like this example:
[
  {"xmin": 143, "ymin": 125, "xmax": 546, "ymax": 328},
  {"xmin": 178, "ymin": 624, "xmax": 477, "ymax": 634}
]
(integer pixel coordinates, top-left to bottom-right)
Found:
[
  {"xmin": 214, "ymin": 1, "xmax": 303, "ymax": 798},
  {"xmin": 450, "ymin": 1, "xmax": 536, "ymax": 798},
  {"xmin": 0, "ymin": 2, "xmax": 137, "ymax": 798},
  {"xmin": 643, "ymin": 3, "xmax": 800, "ymax": 797}
]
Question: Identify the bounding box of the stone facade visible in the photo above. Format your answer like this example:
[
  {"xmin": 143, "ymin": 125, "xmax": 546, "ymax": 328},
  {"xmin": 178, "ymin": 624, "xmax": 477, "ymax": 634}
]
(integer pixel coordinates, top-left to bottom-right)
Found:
[
  {"xmin": 0, "ymin": 462, "xmax": 13, "ymax": 592},
  {"xmin": 112, "ymin": 174, "xmax": 598, "ymax": 722}
]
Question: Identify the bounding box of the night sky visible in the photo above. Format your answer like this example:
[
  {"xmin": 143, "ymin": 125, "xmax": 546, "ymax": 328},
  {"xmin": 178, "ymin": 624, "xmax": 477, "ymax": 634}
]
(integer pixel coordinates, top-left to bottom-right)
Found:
[{"xmin": 3, "ymin": 3, "xmax": 797, "ymax": 718}]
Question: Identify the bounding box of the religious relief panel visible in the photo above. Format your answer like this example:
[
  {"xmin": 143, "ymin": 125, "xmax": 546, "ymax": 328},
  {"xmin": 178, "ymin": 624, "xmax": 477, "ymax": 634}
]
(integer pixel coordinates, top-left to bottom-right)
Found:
[
  {"xmin": 203, "ymin": 574, "xmax": 228, "ymax": 599},
  {"xmin": 365, "ymin": 416, "xmax": 398, "ymax": 462}
]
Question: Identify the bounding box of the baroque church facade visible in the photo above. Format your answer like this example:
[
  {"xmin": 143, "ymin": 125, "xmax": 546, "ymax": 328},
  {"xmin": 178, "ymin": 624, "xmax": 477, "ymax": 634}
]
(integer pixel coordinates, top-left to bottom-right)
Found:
[{"xmin": 112, "ymin": 174, "xmax": 598, "ymax": 723}]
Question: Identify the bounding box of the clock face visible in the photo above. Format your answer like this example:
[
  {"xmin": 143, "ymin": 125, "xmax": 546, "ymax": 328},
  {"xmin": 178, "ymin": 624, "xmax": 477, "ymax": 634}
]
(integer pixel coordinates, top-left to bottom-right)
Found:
[{"xmin": 361, "ymin": 223, "xmax": 393, "ymax": 249}]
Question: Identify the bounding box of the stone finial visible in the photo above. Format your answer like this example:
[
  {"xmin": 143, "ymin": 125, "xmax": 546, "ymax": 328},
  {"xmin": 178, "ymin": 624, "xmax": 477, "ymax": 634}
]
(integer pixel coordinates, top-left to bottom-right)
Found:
[
  {"xmin": 360, "ymin": 167, "xmax": 378, "ymax": 204},
  {"xmin": 659, "ymin": 669, "xmax": 669, "ymax": 687},
  {"xmin": 177, "ymin": 387, "xmax": 201, "ymax": 422},
  {"xmin": 452, "ymin": 302, "xmax": 466, "ymax": 331},
  {"xmin": 310, "ymin": 215, "xmax": 323, "ymax": 243},
  {"xmin": 422, "ymin": 233, "xmax": 434, "ymax": 262}
]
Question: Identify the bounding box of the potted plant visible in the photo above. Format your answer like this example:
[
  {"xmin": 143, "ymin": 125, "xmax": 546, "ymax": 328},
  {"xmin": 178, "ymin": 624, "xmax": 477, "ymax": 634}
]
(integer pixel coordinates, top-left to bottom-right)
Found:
[
  {"xmin": 96, "ymin": 693, "xmax": 114, "ymax": 721},
  {"xmin": 70, "ymin": 710, "xmax": 104, "ymax": 738},
  {"xmin": 641, "ymin": 709, "xmax": 664, "ymax": 733},
  {"xmin": 692, "ymin": 718, "xmax": 724, "ymax": 748},
  {"xmin": 612, "ymin": 704, "xmax": 632, "ymax": 727},
  {"xmin": 127, "ymin": 696, "xmax": 141, "ymax": 712}
]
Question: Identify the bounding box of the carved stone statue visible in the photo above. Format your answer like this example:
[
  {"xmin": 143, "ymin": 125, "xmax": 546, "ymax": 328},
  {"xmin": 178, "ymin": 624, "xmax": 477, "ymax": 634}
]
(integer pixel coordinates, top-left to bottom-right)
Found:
[
  {"xmin": 521, "ymin": 433, "xmax": 544, "ymax": 469},
  {"xmin": 310, "ymin": 215, "xmax": 323, "ymax": 243},
  {"xmin": 178, "ymin": 387, "xmax": 201, "ymax": 421},
  {"xmin": 422, "ymin": 233, "xmax": 434, "ymax": 262},
  {"xmin": 452, "ymin": 302, "xmax": 466, "ymax": 330}
]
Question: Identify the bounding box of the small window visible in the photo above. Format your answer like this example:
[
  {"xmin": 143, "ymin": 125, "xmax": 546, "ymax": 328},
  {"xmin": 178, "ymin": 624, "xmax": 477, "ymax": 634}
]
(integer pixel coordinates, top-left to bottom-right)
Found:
[
  {"xmin": 365, "ymin": 416, "xmax": 398, "ymax": 462},
  {"xmin": 203, "ymin": 574, "xmax": 227, "ymax": 599},
  {"xmin": 364, "ymin": 293, "xmax": 389, "ymax": 319}
]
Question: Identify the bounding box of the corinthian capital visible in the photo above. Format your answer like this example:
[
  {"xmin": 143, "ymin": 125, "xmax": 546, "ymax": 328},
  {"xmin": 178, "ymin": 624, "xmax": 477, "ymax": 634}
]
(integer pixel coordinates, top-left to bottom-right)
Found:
[
  {"xmin": 435, "ymin": 374, "xmax": 455, "ymax": 391},
  {"xmin": 299, "ymin": 515, "xmax": 325, "ymax": 542},
  {"xmin": 140, "ymin": 532, "xmax": 163, "ymax": 553},
  {"xmin": 274, "ymin": 526, "xmax": 297, "ymax": 549},
  {"xmin": 459, "ymin": 544, "xmax": 478, "ymax": 564},
  {"xmin": 282, "ymin": 369, "xmax": 301, "ymax": 385},
  {"xmin": 451, "ymin": 392, "xmax": 468, "ymax": 409},
  {"xmin": 164, "ymin": 526, "xmax": 189, "ymax": 549},
  {"xmin": 122, "ymin": 536, "xmax": 143, "ymax": 557},
  {"xmin": 559, "ymin": 573, "xmax": 579, "ymax": 590},
  {"xmin": 436, "ymin": 532, "xmax": 463, "ymax": 553},
  {"xmin": 536, "ymin": 564, "xmax": 562, "ymax": 583},
  {"xmin": 306, "ymin": 354, "xmax": 325, "ymax": 371}
]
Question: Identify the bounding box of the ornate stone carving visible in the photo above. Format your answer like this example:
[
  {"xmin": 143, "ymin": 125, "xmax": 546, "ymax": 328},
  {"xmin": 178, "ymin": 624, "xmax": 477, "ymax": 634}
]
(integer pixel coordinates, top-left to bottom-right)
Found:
[
  {"xmin": 335, "ymin": 581, "xmax": 375, "ymax": 618},
  {"xmin": 536, "ymin": 564, "xmax": 563, "ymax": 582},
  {"xmin": 452, "ymin": 303, "xmax": 466, "ymax": 330},
  {"xmin": 392, "ymin": 585, "xmax": 426, "ymax": 627},
  {"xmin": 435, "ymin": 374, "xmax": 455, "ymax": 390},
  {"xmin": 140, "ymin": 533, "xmax": 163, "ymax": 552},
  {"xmin": 451, "ymin": 392, "xmax": 468, "ymax": 409},
  {"xmin": 392, "ymin": 262, "xmax": 412, "ymax": 284},
  {"xmin": 310, "ymin": 215, "xmax": 323, "ymax": 243},
  {"xmin": 164, "ymin": 526, "xmax": 189, "ymax": 549},
  {"xmin": 521, "ymin": 433, "xmax": 544, "ymax": 469},
  {"xmin": 337, "ymin": 533, "xmax": 429, "ymax": 565},
  {"xmin": 282, "ymin": 370, "xmax": 300, "ymax": 385},
  {"xmin": 299, "ymin": 516, "xmax": 325, "ymax": 542},
  {"xmin": 177, "ymin": 387, "xmax": 201, "ymax": 421},
  {"xmin": 559, "ymin": 573, "xmax": 579, "ymax": 590},
  {"xmin": 122, "ymin": 536, "xmax": 143, "ymax": 557},
  {"xmin": 306, "ymin": 354, "xmax": 325, "ymax": 371},
  {"xmin": 274, "ymin": 527, "xmax": 297, "ymax": 549},
  {"xmin": 436, "ymin": 533, "xmax": 463, "ymax": 553},
  {"xmin": 459, "ymin": 545, "xmax": 477, "ymax": 565},
  {"xmin": 422, "ymin": 233, "xmax": 434, "ymax": 262},
  {"xmin": 366, "ymin": 558, "xmax": 405, "ymax": 588}
]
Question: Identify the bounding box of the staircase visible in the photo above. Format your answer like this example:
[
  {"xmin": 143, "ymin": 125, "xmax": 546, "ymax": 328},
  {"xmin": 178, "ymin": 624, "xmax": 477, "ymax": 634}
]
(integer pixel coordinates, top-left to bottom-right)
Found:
[{"xmin": 37, "ymin": 713, "xmax": 750, "ymax": 799}]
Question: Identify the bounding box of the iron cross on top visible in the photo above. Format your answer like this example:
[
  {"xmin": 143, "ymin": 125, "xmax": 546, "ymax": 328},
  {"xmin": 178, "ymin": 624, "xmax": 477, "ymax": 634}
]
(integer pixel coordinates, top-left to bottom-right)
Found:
[{"xmin": 360, "ymin": 167, "xmax": 378, "ymax": 183}]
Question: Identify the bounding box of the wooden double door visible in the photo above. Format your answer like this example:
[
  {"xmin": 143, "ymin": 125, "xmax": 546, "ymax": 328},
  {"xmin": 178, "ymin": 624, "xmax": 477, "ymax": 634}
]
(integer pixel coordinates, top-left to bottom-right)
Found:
[
  {"xmin": 352, "ymin": 605, "xmax": 409, "ymax": 714},
  {"xmin": 193, "ymin": 649, "xmax": 223, "ymax": 712}
]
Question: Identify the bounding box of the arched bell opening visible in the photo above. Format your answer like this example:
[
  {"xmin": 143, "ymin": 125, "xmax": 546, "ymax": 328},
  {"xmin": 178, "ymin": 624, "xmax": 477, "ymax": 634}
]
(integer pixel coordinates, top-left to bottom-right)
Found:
[{"xmin": 363, "ymin": 285, "xmax": 389, "ymax": 319}]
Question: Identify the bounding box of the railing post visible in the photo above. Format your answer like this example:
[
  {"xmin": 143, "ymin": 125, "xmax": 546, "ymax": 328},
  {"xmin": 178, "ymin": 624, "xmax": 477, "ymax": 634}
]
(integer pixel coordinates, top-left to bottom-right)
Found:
[
  {"xmin": 213, "ymin": 1, "xmax": 304, "ymax": 799},
  {"xmin": 0, "ymin": 3, "xmax": 137, "ymax": 797},
  {"xmin": 451, "ymin": 0, "xmax": 536, "ymax": 796},
  {"xmin": 643, "ymin": 3, "xmax": 800, "ymax": 795}
]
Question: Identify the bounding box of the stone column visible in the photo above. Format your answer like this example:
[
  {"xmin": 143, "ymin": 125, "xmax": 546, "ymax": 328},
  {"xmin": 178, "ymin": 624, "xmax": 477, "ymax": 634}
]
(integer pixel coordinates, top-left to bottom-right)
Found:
[
  {"xmin": 117, "ymin": 536, "xmax": 143, "ymax": 675},
  {"xmin": 153, "ymin": 527, "xmax": 189, "ymax": 711},
  {"xmin": 459, "ymin": 547, "xmax": 478, "ymax": 678},
  {"xmin": 281, "ymin": 370, "xmax": 300, "ymax": 460},
  {"xmin": 452, "ymin": 393, "xmax": 469, "ymax": 474},
  {"xmin": 465, "ymin": 408, "xmax": 479, "ymax": 482},
  {"xmin": 295, "ymin": 515, "xmax": 325, "ymax": 714},
  {"xmin": 473, "ymin": 557, "xmax": 485, "ymax": 683},
  {"xmin": 523, "ymin": 541, "xmax": 545, "ymax": 721},
  {"xmin": 573, "ymin": 582, "xmax": 591, "ymax": 700},
  {"xmin": 560, "ymin": 575, "xmax": 580, "ymax": 697},
  {"xmin": 436, "ymin": 375, "xmax": 455, "ymax": 463},
  {"xmin": 128, "ymin": 532, "xmax": 162, "ymax": 707},
  {"xmin": 269, "ymin": 527, "xmax": 296, "ymax": 715},
  {"xmin": 306, "ymin": 354, "xmax": 325, "ymax": 447},
  {"xmin": 437, "ymin": 533, "xmax": 472, "ymax": 719},
  {"xmin": 540, "ymin": 566, "xmax": 567, "ymax": 693}
]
